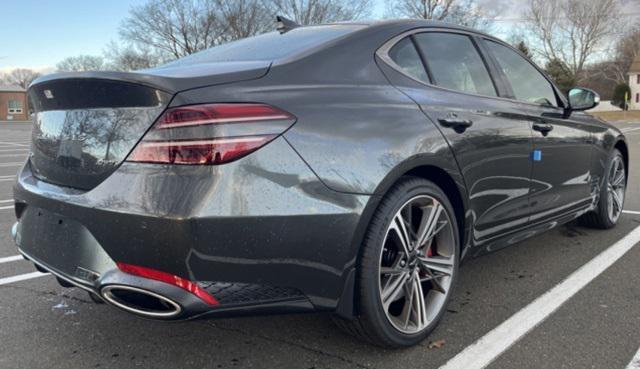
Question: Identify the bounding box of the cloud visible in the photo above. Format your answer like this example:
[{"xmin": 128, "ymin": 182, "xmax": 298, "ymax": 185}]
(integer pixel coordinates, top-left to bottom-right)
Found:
[
  {"xmin": 477, "ymin": 0, "xmax": 528, "ymax": 19},
  {"xmin": 480, "ymin": 0, "xmax": 640, "ymax": 21}
]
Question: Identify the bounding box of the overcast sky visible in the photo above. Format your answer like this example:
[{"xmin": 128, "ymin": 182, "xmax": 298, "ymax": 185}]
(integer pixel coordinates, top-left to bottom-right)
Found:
[{"xmin": 1, "ymin": 0, "xmax": 638, "ymax": 72}]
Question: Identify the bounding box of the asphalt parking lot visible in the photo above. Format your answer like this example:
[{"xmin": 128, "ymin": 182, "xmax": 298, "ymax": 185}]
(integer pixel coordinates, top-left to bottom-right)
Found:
[{"xmin": 0, "ymin": 120, "xmax": 639, "ymax": 369}]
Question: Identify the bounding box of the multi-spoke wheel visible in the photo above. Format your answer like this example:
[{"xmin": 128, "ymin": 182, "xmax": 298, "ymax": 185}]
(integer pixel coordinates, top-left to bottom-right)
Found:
[
  {"xmin": 333, "ymin": 177, "xmax": 459, "ymax": 347},
  {"xmin": 606, "ymin": 154, "xmax": 626, "ymax": 223},
  {"xmin": 581, "ymin": 149, "xmax": 626, "ymax": 229},
  {"xmin": 379, "ymin": 195, "xmax": 455, "ymax": 334}
]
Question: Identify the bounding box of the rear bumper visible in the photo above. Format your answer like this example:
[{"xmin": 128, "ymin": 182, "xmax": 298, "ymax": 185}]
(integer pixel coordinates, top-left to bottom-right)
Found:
[
  {"xmin": 11, "ymin": 137, "xmax": 370, "ymax": 319},
  {"xmin": 17, "ymin": 246, "xmax": 315, "ymax": 320}
]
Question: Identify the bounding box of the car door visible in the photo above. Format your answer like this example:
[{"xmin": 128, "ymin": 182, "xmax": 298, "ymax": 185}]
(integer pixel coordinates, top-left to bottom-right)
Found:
[
  {"xmin": 483, "ymin": 40, "xmax": 594, "ymax": 224},
  {"xmin": 377, "ymin": 29, "xmax": 535, "ymax": 245}
]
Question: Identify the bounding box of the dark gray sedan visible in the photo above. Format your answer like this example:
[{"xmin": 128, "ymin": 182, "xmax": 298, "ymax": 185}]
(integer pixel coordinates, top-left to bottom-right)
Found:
[{"xmin": 12, "ymin": 19, "xmax": 627, "ymax": 347}]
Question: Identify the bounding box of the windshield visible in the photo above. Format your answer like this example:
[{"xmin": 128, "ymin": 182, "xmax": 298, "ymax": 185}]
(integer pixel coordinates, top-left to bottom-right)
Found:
[{"xmin": 161, "ymin": 25, "xmax": 365, "ymax": 67}]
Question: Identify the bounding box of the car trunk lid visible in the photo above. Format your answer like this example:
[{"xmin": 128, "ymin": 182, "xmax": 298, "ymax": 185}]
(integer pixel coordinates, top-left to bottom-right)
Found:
[{"xmin": 27, "ymin": 62, "xmax": 270, "ymax": 190}]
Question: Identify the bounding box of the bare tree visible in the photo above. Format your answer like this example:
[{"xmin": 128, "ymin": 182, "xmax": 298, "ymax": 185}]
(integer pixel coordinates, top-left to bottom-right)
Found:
[
  {"xmin": 526, "ymin": 0, "xmax": 620, "ymax": 81},
  {"xmin": 119, "ymin": 0, "xmax": 224, "ymax": 59},
  {"xmin": 119, "ymin": 0, "xmax": 288, "ymax": 60},
  {"xmin": 104, "ymin": 42, "xmax": 164, "ymax": 71},
  {"xmin": 216, "ymin": 0, "xmax": 273, "ymax": 42},
  {"xmin": 386, "ymin": 0, "xmax": 495, "ymax": 30},
  {"xmin": 268, "ymin": 0, "xmax": 371, "ymax": 25},
  {"xmin": 599, "ymin": 26, "xmax": 640, "ymax": 83},
  {"xmin": 56, "ymin": 55, "xmax": 106, "ymax": 72},
  {"xmin": 389, "ymin": 0, "xmax": 455, "ymax": 20},
  {"xmin": 2, "ymin": 68, "xmax": 41, "ymax": 89}
]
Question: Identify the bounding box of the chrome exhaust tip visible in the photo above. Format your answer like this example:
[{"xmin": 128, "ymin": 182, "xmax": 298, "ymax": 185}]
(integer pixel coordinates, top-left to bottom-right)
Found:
[
  {"xmin": 11, "ymin": 222, "xmax": 18, "ymax": 242},
  {"xmin": 101, "ymin": 285, "xmax": 182, "ymax": 318}
]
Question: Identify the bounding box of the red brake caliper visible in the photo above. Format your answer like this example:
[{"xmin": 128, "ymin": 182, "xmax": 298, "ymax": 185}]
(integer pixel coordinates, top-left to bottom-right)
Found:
[
  {"xmin": 419, "ymin": 243, "xmax": 434, "ymax": 278},
  {"xmin": 426, "ymin": 244, "xmax": 434, "ymax": 257}
]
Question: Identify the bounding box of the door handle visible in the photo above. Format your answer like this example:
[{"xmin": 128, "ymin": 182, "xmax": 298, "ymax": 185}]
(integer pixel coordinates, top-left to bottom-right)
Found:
[
  {"xmin": 532, "ymin": 123, "xmax": 553, "ymax": 136},
  {"xmin": 438, "ymin": 116, "xmax": 473, "ymax": 133}
]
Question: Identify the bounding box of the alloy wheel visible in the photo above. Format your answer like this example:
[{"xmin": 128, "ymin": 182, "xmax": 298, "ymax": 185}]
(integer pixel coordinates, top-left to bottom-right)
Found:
[
  {"xmin": 607, "ymin": 155, "xmax": 626, "ymax": 223},
  {"xmin": 378, "ymin": 195, "xmax": 456, "ymax": 334}
]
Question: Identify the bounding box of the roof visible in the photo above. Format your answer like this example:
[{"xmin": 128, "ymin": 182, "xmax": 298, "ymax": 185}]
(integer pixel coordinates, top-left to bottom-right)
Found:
[
  {"xmin": 629, "ymin": 55, "xmax": 640, "ymax": 74},
  {"xmin": 0, "ymin": 85, "xmax": 25, "ymax": 92},
  {"xmin": 338, "ymin": 18, "xmax": 483, "ymax": 32}
]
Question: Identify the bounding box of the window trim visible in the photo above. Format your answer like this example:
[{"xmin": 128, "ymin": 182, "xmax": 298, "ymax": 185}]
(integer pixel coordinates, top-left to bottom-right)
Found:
[
  {"xmin": 387, "ymin": 36, "xmax": 431, "ymax": 84},
  {"xmin": 377, "ymin": 27, "xmax": 568, "ymax": 109},
  {"xmin": 409, "ymin": 35, "xmax": 434, "ymax": 84},
  {"xmin": 380, "ymin": 29, "xmax": 500, "ymax": 98}
]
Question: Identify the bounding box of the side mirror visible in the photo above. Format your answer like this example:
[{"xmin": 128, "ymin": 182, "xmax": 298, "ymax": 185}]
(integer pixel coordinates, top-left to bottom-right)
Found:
[{"xmin": 568, "ymin": 87, "xmax": 600, "ymax": 112}]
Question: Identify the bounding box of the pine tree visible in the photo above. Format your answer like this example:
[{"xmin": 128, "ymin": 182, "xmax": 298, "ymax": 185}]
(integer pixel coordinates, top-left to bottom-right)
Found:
[
  {"xmin": 515, "ymin": 40, "xmax": 532, "ymax": 59},
  {"xmin": 545, "ymin": 58, "xmax": 576, "ymax": 93},
  {"xmin": 612, "ymin": 83, "xmax": 631, "ymax": 110}
]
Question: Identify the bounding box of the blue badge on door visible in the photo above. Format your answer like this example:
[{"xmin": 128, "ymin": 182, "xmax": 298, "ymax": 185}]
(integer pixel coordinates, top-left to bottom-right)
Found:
[{"xmin": 531, "ymin": 150, "xmax": 542, "ymax": 161}]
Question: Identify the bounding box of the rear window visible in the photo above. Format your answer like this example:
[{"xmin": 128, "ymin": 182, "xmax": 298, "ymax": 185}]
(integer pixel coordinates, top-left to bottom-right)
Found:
[{"xmin": 162, "ymin": 25, "xmax": 364, "ymax": 66}]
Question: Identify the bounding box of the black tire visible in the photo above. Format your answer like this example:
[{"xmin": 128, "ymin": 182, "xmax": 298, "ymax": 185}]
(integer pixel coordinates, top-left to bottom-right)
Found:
[
  {"xmin": 334, "ymin": 177, "xmax": 460, "ymax": 347},
  {"xmin": 581, "ymin": 149, "xmax": 626, "ymax": 229}
]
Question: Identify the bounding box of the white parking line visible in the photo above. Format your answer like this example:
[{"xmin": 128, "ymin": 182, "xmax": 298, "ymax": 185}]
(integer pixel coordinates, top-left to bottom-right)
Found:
[
  {"xmin": 0, "ymin": 255, "xmax": 23, "ymax": 264},
  {"xmin": 0, "ymin": 271, "xmax": 48, "ymax": 286},
  {"xmin": 0, "ymin": 178, "xmax": 16, "ymax": 182},
  {"xmin": 0, "ymin": 154, "xmax": 28, "ymax": 158},
  {"xmin": 0, "ymin": 199, "xmax": 12, "ymax": 203},
  {"xmin": 0, "ymin": 162, "xmax": 23, "ymax": 167},
  {"xmin": 627, "ymin": 349, "xmax": 640, "ymax": 369},
  {"xmin": 0, "ymin": 205, "xmax": 14, "ymax": 210},
  {"xmin": 623, "ymin": 210, "xmax": 640, "ymax": 215},
  {"xmin": 627, "ymin": 346, "xmax": 640, "ymax": 369},
  {"xmin": 621, "ymin": 127, "xmax": 640, "ymax": 134},
  {"xmin": 0, "ymin": 148, "xmax": 28, "ymax": 152},
  {"xmin": 440, "ymin": 225, "xmax": 640, "ymax": 369},
  {"xmin": 0, "ymin": 141, "xmax": 29, "ymax": 147}
]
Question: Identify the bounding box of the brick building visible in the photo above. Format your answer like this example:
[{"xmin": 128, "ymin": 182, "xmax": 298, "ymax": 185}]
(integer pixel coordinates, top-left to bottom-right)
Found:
[{"xmin": 0, "ymin": 85, "xmax": 29, "ymax": 121}]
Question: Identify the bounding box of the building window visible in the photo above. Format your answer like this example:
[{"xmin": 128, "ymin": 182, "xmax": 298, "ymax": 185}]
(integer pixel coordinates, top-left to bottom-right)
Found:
[
  {"xmin": 637, "ymin": 93, "xmax": 639, "ymax": 103},
  {"xmin": 637, "ymin": 74, "xmax": 640, "ymax": 84},
  {"xmin": 7, "ymin": 100, "xmax": 23, "ymax": 114}
]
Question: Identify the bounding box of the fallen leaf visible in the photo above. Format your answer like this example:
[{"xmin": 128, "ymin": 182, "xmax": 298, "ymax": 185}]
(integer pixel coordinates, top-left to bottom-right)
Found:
[{"xmin": 428, "ymin": 339, "xmax": 446, "ymax": 349}]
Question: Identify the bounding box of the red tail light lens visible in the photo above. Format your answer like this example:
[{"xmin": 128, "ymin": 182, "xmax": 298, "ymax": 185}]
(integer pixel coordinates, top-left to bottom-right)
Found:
[
  {"xmin": 128, "ymin": 136, "xmax": 276, "ymax": 165},
  {"xmin": 156, "ymin": 103, "xmax": 293, "ymax": 129},
  {"xmin": 127, "ymin": 103, "xmax": 295, "ymax": 165},
  {"xmin": 116, "ymin": 262, "xmax": 218, "ymax": 305}
]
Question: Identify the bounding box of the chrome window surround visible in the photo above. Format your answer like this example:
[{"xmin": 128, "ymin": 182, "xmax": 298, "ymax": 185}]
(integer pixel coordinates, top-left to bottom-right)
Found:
[{"xmin": 375, "ymin": 27, "xmax": 568, "ymax": 110}]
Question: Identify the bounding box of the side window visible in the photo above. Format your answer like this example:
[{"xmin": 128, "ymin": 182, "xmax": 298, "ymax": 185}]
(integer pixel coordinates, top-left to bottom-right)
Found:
[
  {"xmin": 388, "ymin": 37, "xmax": 429, "ymax": 83},
  {"xmin": 413, "ymin": 32, "xmax": 497, "ymax": 96},
  {"xmin": 485, "ymin": 41, "xmax": 558, "ymax": 107}
]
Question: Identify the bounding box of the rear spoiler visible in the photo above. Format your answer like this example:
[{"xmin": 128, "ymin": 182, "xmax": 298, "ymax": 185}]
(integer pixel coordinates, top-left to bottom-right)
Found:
[{"xmin": 29, "ymin": 60, "xmax": 272, "ymax": 94}]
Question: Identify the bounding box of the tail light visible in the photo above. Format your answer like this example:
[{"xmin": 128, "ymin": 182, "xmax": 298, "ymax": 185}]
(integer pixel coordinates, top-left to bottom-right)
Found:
[
  {"xmin": 127, "ymin": 103, "xmax": 295, "ymax": 165},
  {"xmin": 116, "ymin": 262, "xmax": 219, "ymax": 305}
]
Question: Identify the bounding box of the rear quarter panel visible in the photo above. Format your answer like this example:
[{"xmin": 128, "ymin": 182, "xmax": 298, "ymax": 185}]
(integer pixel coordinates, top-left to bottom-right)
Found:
[
  {"xmin": 173, "ymin": 24, "xmax": 470, "ymax": 268},
  {"xmin": 173, "ymin": 25, "xmax": 463, "ymax": 198}
]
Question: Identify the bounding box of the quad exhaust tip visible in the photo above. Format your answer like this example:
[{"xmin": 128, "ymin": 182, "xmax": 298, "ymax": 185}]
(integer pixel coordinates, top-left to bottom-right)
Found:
[{"xmin": 101, "ymin": 285, "xmax": 182, "ymax": 318}]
